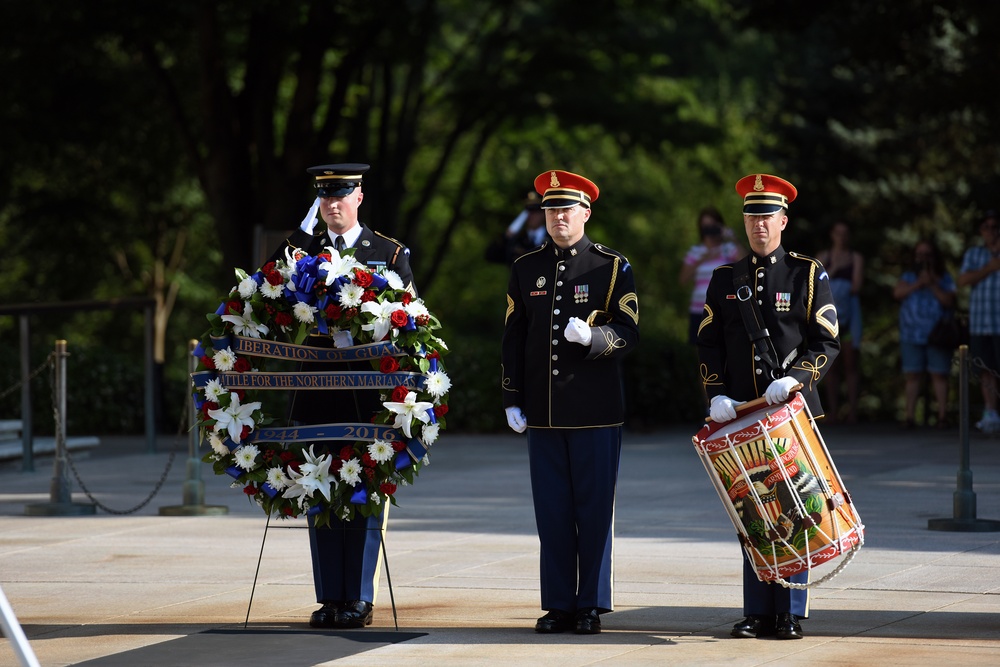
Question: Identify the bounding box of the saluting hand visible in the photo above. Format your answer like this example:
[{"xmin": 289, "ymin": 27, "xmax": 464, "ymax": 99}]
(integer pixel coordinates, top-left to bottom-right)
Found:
[{"xmin": 298, "ymin": 196, "xmax": 322, "ymax": 234}]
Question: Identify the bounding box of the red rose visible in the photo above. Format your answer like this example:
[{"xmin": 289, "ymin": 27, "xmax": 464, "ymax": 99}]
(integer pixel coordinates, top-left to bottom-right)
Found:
[
  {"xmin": 379, "ymin": 356, "xmax": 400, "ymax": 374},
  {"xmin": 353, "ymin": 269, "xmax": 373, "ymax": 287},
  {"xmin": 279, "ymin": 451, "xmax": 295, "ymax": 463},
  {"xmin": 391, "ymin": 441, "xmax": 406, "ymax": 452},
  {"xmin": 281, "ymin": 506, "xmax": 296, "ymax": 517},
  {"xmin": 401, "ymin": 292, "xmax": 412, "ymax": 305},
  {"xmin": 340, "ymin": 445, "xmax": 355, "ymax": 460},
  {"xmin": 262, "ymin": 261, "xmax": 276, "ymax": 274},
  {"xmin": 360, "ymin": 290, "xmax": 377, "ymax": 303},
  {"xmin": 362, "ymin": 453, "xmax": 376, "ymax": 468},
  {"xmin": 287, "ymin": 460, "xmax": 301, "ymax": 473},
  {"xmin": 363, "ymin": 467, "xmax": 375, "ymax": 480},
  {"xmin": 317, "ymin": 252, "xmax": 331, "ymax": 261},
  {"xmin": 226, "ymin": 300, "xmax": 242, "ymax": 315},
  {"xmin": 233, "ymin": 357, "xmax": 252, "ymax": 373},
  {"xmin": 200, "ymin": 401, "xmax": 219, "ymax": 418},
  {"xmin": 265, "ymin": 271, "xmax": 283, "ymax": 286},
  {"xmin": 380, "ymin": 482, "xmax": 397, "ymax": 496},
  {"xmin": 275, "ymin": 312, "xmax": 293, "ymax": 327},
  {"xmin": 200, "ymin": 355, "xmax": 215, "ymax": 369},
  {"xmin": 330, "ymin": 459, "xmax": 343, "ymax": 474},
  {"xmin": 243, "ymin": 484, "xmax": 257, "ymax": 495},
  {"xmin": 390, "ymin": 310, "xmax": 409, "ymax": 328},
  {"xmin": 434, "ymin": 404, "xmax": 449, "ymax": 417},
  {"xmin": 391, "ymin": 385, "xmax": 409, "ymax": 403},
  {"xmin": 325, "ymin": 304, "xmax": 342, "ymax": 320},
  {"xmin": 240, "ymin": 425, "xmax": 251, "ymax": 441}
]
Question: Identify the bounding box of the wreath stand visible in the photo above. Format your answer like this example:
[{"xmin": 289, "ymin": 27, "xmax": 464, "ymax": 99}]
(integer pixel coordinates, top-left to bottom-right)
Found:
[{"xmin": 243, "ymin": 512, "xmax": 399, "ymax": 631}]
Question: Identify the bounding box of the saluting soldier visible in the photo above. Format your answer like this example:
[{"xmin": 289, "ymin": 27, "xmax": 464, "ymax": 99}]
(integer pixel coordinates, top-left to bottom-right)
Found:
[
  {"xmin": 269, "ymin": 163, "xmax": 414, "ymax": 630},
  {"xmin": 697, "ymin": 174, "xmax": 840, "ymax": 640},
  {"xmin": 501, "ymin": 170, "xmax": 640, "ymax": 635}
]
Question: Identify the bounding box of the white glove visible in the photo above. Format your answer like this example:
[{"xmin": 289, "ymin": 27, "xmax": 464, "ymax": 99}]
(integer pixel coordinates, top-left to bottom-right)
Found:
[
  {"xmin": 764, "ymin": 376, "xmax": 799, "ymax": 405},
  {"xmin": 563, "ymin": 317, "xmax": 592, "ymax": 346},
  {"xmin": 331, "ymin": 330, "xmax": 354, "ymax": 349},
  {"xmin": 709, "ymin": 395, "xmax": 740, "ymax": 423},
  {"xmin": 298, "ymin": 196, "xmax": 322, "ymax": 234},
  {"xmin": 505, "ymin": 406, "xmax": 527, "ymax": 433}
]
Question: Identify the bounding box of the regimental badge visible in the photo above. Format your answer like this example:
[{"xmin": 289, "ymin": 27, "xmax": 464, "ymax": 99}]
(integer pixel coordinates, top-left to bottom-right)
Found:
[
  {"xmin": 754, "ymin": 175, "xmax": 764, "ymax": 191},
  {"xmin": 362, "ymin": 239, "xmax": 371, "ymax": 247},
  {"xmin": 550, "ymin": 171, "xmax": 561, "ymax": 187},
  {"xmin": 536, "ymin": 276, "xmax": 546, "ymax": 289},
  {"xmin": 574, "ymin": 284, "xmax": 589, "ymax": 304},
  {"xmin": 775, "ymin": 292, "xmax": 791, "ymax": 312}
]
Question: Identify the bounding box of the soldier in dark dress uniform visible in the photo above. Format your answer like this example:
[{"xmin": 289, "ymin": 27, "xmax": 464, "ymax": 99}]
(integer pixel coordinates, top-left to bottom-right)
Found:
[
  {"xmin": 697, "ymin": 174, "xmax": 840, "ymax": 640},
  {"xmin": 502, "ymin": 170, "xmax": 640, "ymax": 635},
  {"xmin": 268, "ymin": 163, "xmax": 415, "ymax": 630}
]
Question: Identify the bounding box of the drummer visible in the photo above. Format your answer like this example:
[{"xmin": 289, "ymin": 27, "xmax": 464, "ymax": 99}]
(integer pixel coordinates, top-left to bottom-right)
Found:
[{"xmin": 696, "ymin": 174, "xmax": 840, "ymax": 640}]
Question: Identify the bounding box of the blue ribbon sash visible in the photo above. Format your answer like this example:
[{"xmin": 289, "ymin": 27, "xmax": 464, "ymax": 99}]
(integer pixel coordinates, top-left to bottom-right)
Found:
[
  {"xmin": 217, "ymin": 370, "xmax": 425, "ymax": 390},
  {"xmin": 227, "ymin": 335, "xmax": 407, "ymax": 362},
  {"xmin": 247, "ymin": 423, "xmax": 401, "ymax": 444}
]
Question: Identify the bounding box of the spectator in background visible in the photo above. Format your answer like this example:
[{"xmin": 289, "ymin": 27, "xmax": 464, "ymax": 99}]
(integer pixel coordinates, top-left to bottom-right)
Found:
[
  {"xmin": 893, "ymin": 240, "xmax": 956, "ymax": 429},
  {"xmin": 680, "ymin": 206, "xmax": 745, "ymax": 345},
  {"xmin": 485, "ymin": 191, "xmax": 548, "ymax": 265},
  {"xmin": 817, "ymin": 221, "xmax": 864, "ymax": 423},
  {"xmin": 958, "ymin": 209, "xmax": 1000, "ymax": 433}
]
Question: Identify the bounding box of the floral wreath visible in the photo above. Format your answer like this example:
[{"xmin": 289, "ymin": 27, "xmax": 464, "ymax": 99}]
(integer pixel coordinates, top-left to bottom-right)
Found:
[{"xmin": 192, "ymin": 244, "xmax": 450, "ymax": 527}]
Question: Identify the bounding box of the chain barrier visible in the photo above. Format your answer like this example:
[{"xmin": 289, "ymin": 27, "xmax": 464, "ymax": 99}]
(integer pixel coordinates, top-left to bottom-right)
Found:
[
  {"xmin": 0, "ymin": 353, "xmax": 56, "ymax": 402},
  {"xmin": 953, "ymin": 350, "xmax": 1000, "ymax": 435},
  {"xmin": 48, "ymin": 351, "xmax": 184, "ymax": 515}
]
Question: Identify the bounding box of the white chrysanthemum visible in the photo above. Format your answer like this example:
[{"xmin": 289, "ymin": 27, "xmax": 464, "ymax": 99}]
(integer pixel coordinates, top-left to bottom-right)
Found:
[
  {"xmin": 261, "ymin": 282, "xmax": 284, "ymax": 299},
  {"xmin": 266, "ymin": 466, "xmax": 291, "ymax": 490},
  {"xmin": 213, "ymin": 347, "xmax": 237, "ymax": 372},
  {"xmin": 208, "ymin": 432, "xmax": 229, "ymax": 456},
  {"xmin": 338, "ymin": 283, "xmax": 364, "ymax": 307},
  {"xmin": 382, "ymin": 269, "xmax": 404, "ymax": 291},
  {"xmin": 238, "ymin": 276, "xmax": 258, "ymax": 298},
  {"xmin": 422, "ymin": 423, "xmax": 440, "ymax": 446},
  {"xmin": 293, "ymin": 301, "xmax": 317, "ymax": 324},
  {"xmin": 367, "ymin": 439, "xmax": 394, "ymax": 464},
  {"xmin": 203, "ymin": 378, "xmax": 226, "ymax": 402},
  {"xmin": 432, "ymin": 336, "xmax": 449, "ymax": 351},
  {"xmin": 234, "ymin": 444, "xmax": 260, "ymax": 471},
  {"xmin": 404, "ymin": 300, "xmax": 429, "ymax": 319},
  {"xmin": 339, "ymin": 458, "xmax": 362, "ymax": 486},
  {"xmin": 424, "ymin": 371, "xmax": 451, "ymax": 398},
  {"xmin": 370, "ymin": 492, "xmax": 381, "ymax": 505}
]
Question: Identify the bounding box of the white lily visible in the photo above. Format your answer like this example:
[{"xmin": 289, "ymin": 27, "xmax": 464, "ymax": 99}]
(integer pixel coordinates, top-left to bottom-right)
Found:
[
  {"xmin": 383, "ymin": 390, "xmax": 434, "ymax": 438},
  {"xmin": 319, "ymin": 246, "xmax": 364, "ymax": 285},
  {"xmin": 207, "ymin": 392, "xmax": 262, "ymax": 445},
  {"xmin": 361, "ymin": 299, "xmax": 403, "ymax": 341},
  {"xmin": 221, "ymin": 301, "xmax": 269, "ymax": 339},
  {"xmin": 282, "ymin": 445, "xmax": 335, "ymax": 504}
]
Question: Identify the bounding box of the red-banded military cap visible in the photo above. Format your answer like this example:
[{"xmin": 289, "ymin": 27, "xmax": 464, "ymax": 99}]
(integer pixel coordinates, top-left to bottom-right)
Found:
[
  {"xmin": 307, "ymin": 163, "xmax": 370, "ymax": 197},
  {"xmin": 735, "ymin": 173, "xmax": 797, "ymax": 215},
  {"xmin": 534, "ymin": 170, "xmax": 600, "ymax": 209}
]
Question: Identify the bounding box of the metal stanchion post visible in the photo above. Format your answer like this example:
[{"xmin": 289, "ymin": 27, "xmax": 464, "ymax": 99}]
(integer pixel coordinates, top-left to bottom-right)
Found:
[
  {"xmin": 19, "ymin": 315, "xmax": 33, "ymax": 473},
  {"xmin": 25, "ymin": 340, "xmax": 95, "ymax": 516},
  {"xmin": 159, "ymin": 340, "xmax": 229, "ymax": 516},
  {"xmin": 928, "ymin": 344, "xmax": 1000, "ymax": 532}
]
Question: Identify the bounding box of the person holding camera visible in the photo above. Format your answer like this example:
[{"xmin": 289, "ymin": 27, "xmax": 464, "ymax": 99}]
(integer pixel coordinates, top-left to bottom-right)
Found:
[
  {"xmin": 893, "ymin": 240, "xmax": 956, "ymax": 429},
  {"xmin": 680, "ymin": 206, "xmax": 745, "ymax": 345}
]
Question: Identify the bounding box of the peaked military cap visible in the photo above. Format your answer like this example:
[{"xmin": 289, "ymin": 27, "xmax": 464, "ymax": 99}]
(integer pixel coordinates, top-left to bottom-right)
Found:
[
  {"xmin": 307, "ymin": 163, "xmax": 370, "ymax": 197},
  {"xmin": 534, "ymin": 170, "xmax": 600, "ymax": 209},
  {"xmin": 736, "ymin": 173, "xmax": 797, "ymax": 215}
]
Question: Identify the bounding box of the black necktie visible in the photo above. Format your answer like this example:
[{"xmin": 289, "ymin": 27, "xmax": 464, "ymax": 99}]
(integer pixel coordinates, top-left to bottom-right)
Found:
[{"xmin": 334, "ymin": 235, "xmax": 345, "ymax": 252}]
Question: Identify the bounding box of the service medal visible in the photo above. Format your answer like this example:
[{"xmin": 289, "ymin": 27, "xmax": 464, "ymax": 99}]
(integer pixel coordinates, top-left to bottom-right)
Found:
[
  {"xmin": 775, "ymin": 292, "xmax": 791, "ymax": 312},
  {"xmin": 574, "ymin": 284, "xmax": 589, "ymax": 304}
]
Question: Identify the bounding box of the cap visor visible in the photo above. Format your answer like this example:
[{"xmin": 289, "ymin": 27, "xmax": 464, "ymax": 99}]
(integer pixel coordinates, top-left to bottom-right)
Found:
[
  {"xmin": 317, "ymin": 186, "xmax": 356, "ymax": 198},
  {"xmin": 742, "ymin": 203, "xmax": 783, "ymax": 215}
]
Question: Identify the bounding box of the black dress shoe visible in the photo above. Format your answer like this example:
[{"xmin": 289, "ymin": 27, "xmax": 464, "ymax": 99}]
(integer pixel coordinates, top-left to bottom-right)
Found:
[
  {"xmin": 574, "ymin": 608, "xmax": 601, "ymax": 634},
  {"xmin": 336, "ymin": 600, "xmax": 374, "ymax": 628},
  {"xmin": 534, "ymin": 609, "xmax": 574, "ymax": 633},
  {"xmin": 775, "ymin": 612, "xmax": 803, "ymax": 639},
  {"xmin": 730, "ymin": 615, "xmax": 775, "ymax": 638},
  {"xmin": 309, "ymin": 602, "xmax": 342, "ymax": 628}
]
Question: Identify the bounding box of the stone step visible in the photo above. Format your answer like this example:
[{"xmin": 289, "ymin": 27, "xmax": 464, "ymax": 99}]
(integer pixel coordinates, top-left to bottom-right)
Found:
[{"xmin": 0, "ymin": 436, "xmax": 101, "ymax": 461}]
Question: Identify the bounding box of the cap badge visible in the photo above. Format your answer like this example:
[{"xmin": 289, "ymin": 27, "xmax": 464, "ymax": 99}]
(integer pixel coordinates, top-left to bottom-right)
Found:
[
  {"xmin": 536, "ymin": 276, "xmax": 546, "ymax": 289},
  {"xmin": 550, "ymin": 172, "xmax": 561, "ymax": 188},
  {"xmin": 753, "ymin": 175, "xmax": 764, "ymax": 191}
]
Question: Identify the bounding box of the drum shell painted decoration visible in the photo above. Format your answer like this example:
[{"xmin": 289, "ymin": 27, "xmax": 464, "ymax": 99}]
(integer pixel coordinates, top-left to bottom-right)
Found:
[{"xmin": 692, "ymin": 392, "xmax": 864, "ymax": 582}]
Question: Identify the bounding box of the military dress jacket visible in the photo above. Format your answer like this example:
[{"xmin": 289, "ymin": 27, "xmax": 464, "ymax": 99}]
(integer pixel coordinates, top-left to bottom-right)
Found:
[
  {"xmin": 697, "ymin": 246, "xmax": 840, "ymax": 417},
  {"xmin": 502, "ymin": 236, "xmax": 639, "ymax": 428},
  {"xmin": 266, "ymin": 223, "xmax": 415, "ymax": 425}
]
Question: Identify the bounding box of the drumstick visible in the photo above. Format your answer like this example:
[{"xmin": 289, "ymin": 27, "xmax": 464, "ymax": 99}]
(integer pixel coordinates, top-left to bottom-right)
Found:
[{"xmin": 705, "ymin": 383, "xmax": 804, "ymax": 422}]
